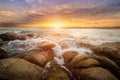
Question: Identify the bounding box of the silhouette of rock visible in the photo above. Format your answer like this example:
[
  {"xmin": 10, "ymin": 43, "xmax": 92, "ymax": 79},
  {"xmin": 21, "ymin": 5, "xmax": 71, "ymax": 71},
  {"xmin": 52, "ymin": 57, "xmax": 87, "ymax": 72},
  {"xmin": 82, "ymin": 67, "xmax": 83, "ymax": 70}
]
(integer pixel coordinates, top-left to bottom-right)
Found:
[{"xmin": 0, "ymin": 58, "xmax": 43, "ymax": 80}]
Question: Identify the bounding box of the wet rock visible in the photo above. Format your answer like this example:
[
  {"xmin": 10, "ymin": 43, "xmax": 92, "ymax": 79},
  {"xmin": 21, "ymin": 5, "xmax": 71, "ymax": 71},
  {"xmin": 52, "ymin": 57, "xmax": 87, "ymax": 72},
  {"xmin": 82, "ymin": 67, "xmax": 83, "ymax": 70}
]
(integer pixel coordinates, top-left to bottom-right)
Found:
[
  {"xmin": 38, "ymin": 42, "xmax": 55, "ymax": 50},
  {"xmin": 101, "ymin": 42, "xmax": 120, "ymax": 49},
  {"xmin": 0, "ymin": 39, "xmax": 3, "ymax": 45},
  {"xmin": 0, "ymin": 58, "xmax": 43, "ymax": 80},
  {"xmin": 91, "ymin": 55, "xmax": 120, "ymax": 79},
  {"xmin": 93, "ymin": 42, "xmax": 120, "ymax": 64},
  {"xmin": 42, "ymin": 67, "xmax": 70, "ymax": 80},
  {"xmin": 0, "ymin": 32, "xmax": 17, "ymax": 41},
  {"xmin": 0, "ymin": 48, "xmax": 7, "ymax": 59},
  {"xmin": 76, "ymin": 58, "xmax": 99, "ymax": 68},
  {"xmin": 116, "ymin": 51, "xmax": 120, "ymax": 66},
  {"xmin": 93, "ymin": 46, "xmax": 117, "ymax": 58},
  {"xmin": 16, "ymin": 34, "xmax": 27, "ymax": 40},
  {"xmin": 80, "ymin": 67, "xmax": 118, "ymax": 80},
  {"xmin": 21, "ymin": 50, "xmax": 55, "ymax": 67},
  {"xmin": 22, "ymin": 52, "xmax": 48, "ymax": 67},
  {"xmin": 70, "ymin": 54, "xmax": 89, "ymax": 68},
  {"xmin": 63, "ymin": 50, "xmax": 78, "ymax": 64}
]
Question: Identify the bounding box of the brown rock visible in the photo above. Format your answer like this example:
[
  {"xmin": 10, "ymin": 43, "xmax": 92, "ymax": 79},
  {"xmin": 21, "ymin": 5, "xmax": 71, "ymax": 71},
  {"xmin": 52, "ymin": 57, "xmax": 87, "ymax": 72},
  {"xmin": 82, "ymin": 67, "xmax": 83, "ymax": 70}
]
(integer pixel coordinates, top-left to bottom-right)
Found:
[
  {"xmin": 116, "ymin": 51, "xmax": 120, "ymax": 67},
  {"xmin": 0, "ymin": 32, "xmax": 17, "ymax": 41},
  {"xmin": 16, "ymin": 34, "xmax": 27, "ymax": 40},
  {"xmin": 16, "ymin": 33, "xmax": 35, "ymax": 40},
  {"xmin": 0, "ymin": 58, "xmax": 43, "ymax": 80},
  {"xmin": 23, "ymin": 52, "xmax": 48, "ymax": 67},
  {"xmin": 70, "ymin": 54, "xmax": 89, "ymax": 67},
  {"xmin": 63, "ymin": 50, "xmax": 78, "ymax": 64},
  {"xmin": 80, "ymin": 67, "xmax": 118, "ymax": 80},
  {"xmin": 0, "ymin": 48, "xmax": 7, "ymax": 59},
  {"xmin": 91, "ymin": 55, "xmax": 120, "ymax": 79},
  {"xmin": 77, "ymin": 58, "xmax": 99, "ymax": 68},
  {"xmin": 42, "ymin": 67, "xmax": 70, "ymax": 80},
  {"xmin": 21, "ymin": 50, "xmax": 55, "ymax": 67},
  {"xmin": 93, "ymin": 42, "xmax": 120, "ymax": 63},
  {"xmin": 38, "ymin": 42, "xmax": 55, "ymax": 50},
  {"xmin": 0, "ymin": 39, "xmax": 3, "ymax": 45}
]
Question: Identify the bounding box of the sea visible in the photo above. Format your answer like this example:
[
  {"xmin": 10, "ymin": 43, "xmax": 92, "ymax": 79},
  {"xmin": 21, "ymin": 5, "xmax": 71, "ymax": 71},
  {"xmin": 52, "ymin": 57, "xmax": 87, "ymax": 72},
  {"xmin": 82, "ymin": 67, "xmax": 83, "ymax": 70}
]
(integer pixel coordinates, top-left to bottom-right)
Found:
[{"xmin": 0, "ymin": 28, "xmax": 120, "ymax": 56}]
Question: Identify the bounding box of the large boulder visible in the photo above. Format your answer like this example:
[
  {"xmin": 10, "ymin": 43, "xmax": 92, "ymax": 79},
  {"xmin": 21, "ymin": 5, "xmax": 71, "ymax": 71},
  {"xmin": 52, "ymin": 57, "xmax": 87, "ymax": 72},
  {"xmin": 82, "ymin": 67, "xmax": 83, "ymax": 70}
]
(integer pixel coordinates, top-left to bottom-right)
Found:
[
  {"xmin": 0, "ymin": 48, "xmax": 7, "ymax": 59},
  {"xmin": 80, "ymin": 67, "xmax": 118, "ymax": 80},
  {"xmin": 93, "ymin": 42, "xmax": 120, "ymax": 64},
  {"xmin": 70, "ymin": 54, "xmax": 89, "ymax": 68},
  {"xmin": 76, "ymin": 58, "xmax": 99, "ymax": 68},
  {"xmin": 0, "ymin": 58, "xmax": 43, "ymax": 80},
  {"xmin": 91, "ymin": 55, "xmax": 120, "ymax": 79},
  {"xmin": 22, "ymin": 52, "xmax": 48, "ymax": 67},
  {"xmin": 0, "ymin": 32, "xmax": 17, "ymax": 41},
  {"xmin": 42, "ymin": 67, "xmax": 70, "ymax": 80},
  {"xmin": 21, "ymin": 50, "xmax": 55, "ymax": 67},
  {"xmin": 63, "ymin": 50, "xmax": 78, "ymax": 64}
]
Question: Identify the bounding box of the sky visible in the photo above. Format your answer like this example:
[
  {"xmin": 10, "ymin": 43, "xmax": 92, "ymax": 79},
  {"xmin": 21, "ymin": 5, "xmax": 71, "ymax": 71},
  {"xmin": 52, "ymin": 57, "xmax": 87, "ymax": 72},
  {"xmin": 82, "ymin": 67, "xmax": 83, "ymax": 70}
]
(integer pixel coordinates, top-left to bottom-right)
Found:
[{"xmin": 0, "ymin": 0, "xmax": 120, "ymax": 28}]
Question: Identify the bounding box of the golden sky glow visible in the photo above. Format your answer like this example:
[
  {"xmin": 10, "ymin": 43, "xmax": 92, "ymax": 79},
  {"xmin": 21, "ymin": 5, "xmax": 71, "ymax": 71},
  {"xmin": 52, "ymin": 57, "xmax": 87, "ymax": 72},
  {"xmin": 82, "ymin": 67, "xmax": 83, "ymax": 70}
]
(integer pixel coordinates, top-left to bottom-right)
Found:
[{"xmin": 0, "ymin": 0, "xmax": 120, "ymax": 28}]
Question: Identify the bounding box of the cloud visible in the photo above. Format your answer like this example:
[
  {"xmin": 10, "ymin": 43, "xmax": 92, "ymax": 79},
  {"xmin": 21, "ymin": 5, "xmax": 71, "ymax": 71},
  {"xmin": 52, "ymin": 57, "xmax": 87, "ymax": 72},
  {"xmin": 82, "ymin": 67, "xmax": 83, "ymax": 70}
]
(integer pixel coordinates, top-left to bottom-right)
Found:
[
  {"xmin": 0, "ymin": 22, "xmax": 19, "ymax": 28},
  {"xmin": 0, "ymin": 11, "xmax": 14, "ymax": 17},
  {"xmin": 0, "ymin": 0, "xmax": 120, "ymax": 28},
  {"xmin": 25, "ymin": 0, "xmax": 43, "ymax": 3}
]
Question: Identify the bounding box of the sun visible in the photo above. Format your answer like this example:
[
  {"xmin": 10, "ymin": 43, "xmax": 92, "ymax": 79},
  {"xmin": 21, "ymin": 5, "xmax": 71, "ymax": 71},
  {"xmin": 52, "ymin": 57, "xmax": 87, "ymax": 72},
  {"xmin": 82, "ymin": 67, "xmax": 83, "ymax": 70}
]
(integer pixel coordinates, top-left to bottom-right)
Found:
[
  {"xmin": 51, "ymin": 23, "xmax": 64, "ymax": 28},
  {"xmin": 46, "ymin": 22, "xmax": 66, "ymax": 28}
]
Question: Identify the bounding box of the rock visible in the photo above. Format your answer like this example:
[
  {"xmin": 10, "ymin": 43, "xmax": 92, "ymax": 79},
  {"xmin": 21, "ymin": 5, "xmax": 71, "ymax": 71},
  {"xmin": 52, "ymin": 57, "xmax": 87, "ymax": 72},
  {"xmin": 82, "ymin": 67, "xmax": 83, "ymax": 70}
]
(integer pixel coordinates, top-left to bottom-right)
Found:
[
  {"xmin": 42, "ymin": 67, "xmax": 70, "ymax": 80},
  {"xmin": 0, "ymin": 32, "xmax": 17, "ymax": 41},
  {"xmin": 70, "ymin": 54, "xmax": 89, "ymax": 68},
  {"xmin": 93, "ymin": 46, "xmax": 118, "ymax": 59},
  {"xmin": 116, "ymin": 51, "xmax": 120, "ymax": 67},
  {"xmin": 80, "ymin": 67, "xmax": 118, "ymax": 80},
  {"xmin": 63, "ymin": 50, "xmax": 78, "ymax": 64},
  {"xmin": 0, "ymin": 39, "xmax": 3, "ymax": 45},
  {"xmin": 23, "ymin": 52, "xmax": 48, "ymax": 67},
  {"xmin": 0, "ymin": 58, "xmax": 43, "ymax": 80},
  {"xmin": 93, "ymin": 42, "xmax": 120, "ymax": 64},
  {"xmin": 21, "ymin": 50, "xmax": 55, "ymax": 67},
  {"xmin": 16, "ymin": 35, "xmax": 27, "ymax": 40},
  {"xmin": 101, "ymin": 42, "xmax": 120, "ymax": 49},
  {"xmin": 0, "ymin": 48, "xmax": 7, "ymax": 59},
  {"xmin": 76, "ymin": 58, "xmax": 99, "ymax": 68},
  {"xmin": 91, "ymin": 55, "xmax": 120, "ymax": 79},
  {"xmin": 38, "ymin": 42, "xmax": 55, "ymax": 50}
]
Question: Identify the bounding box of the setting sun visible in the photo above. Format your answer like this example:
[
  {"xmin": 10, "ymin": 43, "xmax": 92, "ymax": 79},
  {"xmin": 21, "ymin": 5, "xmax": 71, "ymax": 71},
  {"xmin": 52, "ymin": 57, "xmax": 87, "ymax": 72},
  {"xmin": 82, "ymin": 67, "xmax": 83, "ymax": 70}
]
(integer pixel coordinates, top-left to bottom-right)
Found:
[{"xmin": 49, "ymin": 23, "xmax": 64, "ymax": 28}]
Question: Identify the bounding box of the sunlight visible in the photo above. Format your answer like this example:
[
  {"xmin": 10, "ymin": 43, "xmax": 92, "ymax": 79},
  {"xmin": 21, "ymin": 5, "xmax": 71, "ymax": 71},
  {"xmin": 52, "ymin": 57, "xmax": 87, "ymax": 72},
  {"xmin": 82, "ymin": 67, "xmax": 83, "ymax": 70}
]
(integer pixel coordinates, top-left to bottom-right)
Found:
[{"xmin": 50, "ymin": 23, "xmax": 64, "ymax": 28}]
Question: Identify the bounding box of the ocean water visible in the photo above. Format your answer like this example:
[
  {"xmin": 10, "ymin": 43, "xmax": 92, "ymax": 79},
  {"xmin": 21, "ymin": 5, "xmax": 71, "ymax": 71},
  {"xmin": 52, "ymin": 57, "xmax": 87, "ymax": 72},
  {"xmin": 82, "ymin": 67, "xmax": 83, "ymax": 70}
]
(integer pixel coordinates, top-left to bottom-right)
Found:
[{"xmin": 0, "ymin": 29, "xmax": 120, "ymax": 56}]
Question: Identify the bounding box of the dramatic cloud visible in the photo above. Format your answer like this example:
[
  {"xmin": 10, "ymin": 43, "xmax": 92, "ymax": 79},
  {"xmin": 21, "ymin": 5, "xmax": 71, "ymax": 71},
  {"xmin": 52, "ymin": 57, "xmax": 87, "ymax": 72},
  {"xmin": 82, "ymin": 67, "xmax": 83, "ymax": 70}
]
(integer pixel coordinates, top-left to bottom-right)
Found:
[{"xmin": 0, "ymin": 0, "xmax": 120, "ymax": 28}]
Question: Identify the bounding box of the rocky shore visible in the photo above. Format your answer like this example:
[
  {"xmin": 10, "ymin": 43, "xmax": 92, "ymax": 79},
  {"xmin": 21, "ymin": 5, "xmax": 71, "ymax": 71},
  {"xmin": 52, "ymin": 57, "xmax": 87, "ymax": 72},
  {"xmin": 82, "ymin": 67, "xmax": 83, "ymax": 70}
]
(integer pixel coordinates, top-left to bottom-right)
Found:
[{"xmin": 0, "ymin": 32, "xmax": 120, "ymax": 80}]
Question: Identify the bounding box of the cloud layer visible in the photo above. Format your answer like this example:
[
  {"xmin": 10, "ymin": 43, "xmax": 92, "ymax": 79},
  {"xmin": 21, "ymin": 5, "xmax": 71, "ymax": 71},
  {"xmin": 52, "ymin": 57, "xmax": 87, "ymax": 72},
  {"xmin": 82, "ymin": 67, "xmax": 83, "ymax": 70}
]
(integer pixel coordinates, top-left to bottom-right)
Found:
[{"xmin": 0, "ymin": 0, "xmax": 120, "ymax": 28}]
